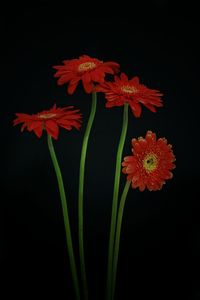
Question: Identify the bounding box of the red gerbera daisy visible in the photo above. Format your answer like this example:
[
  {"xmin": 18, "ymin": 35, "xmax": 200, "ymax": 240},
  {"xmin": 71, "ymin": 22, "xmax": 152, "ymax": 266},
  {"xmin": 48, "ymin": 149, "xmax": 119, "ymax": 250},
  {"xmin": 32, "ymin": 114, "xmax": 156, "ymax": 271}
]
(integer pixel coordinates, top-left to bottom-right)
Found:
[
  {"xmin": 13, "ymin": 104, "xmax": 82, "ymax": 139},
  {"xmin": 53, "ymin": 54, "xmax": 120, "ymax": 94},
  {"xmin": 96, "ymin": 73, "xmax": 163, "ymax": 117},
  {"xmin": 122, "ymin": 131, "xmax": 176, "ymax": 191}
]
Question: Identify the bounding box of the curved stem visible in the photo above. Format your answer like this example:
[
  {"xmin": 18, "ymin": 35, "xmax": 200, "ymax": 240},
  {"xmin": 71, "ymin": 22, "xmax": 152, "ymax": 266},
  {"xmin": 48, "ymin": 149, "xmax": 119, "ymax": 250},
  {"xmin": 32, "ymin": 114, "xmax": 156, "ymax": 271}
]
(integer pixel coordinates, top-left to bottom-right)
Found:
[
  {"xmin": 112, "ymin": 180, "xmax": 131, "ymax": 300},
  {"xmin": 78, "ymin": 92, "xmax": 97, "ymax": 300},
  {"xmin": 47, "ymin": 134, "xmax": 80, "ymax": 300},
  {"xmin": 106, "ymin": 103, "xmax": 129, "ymax": 300}
]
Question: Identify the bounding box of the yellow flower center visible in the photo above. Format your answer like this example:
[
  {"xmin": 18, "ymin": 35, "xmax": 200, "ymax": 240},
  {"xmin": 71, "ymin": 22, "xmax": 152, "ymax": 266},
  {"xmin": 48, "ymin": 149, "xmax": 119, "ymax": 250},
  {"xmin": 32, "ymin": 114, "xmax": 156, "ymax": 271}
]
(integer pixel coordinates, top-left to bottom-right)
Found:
[
  {"xmin": 39, "ymin": 113, "xmax": 57, "ymax": 119},
  {"xmin": 78, "ymin": 62, "xmax": 96, "ymax": 72},
  {"xmin": 121, "ymin": 85, "xmax": 138, "ymax": 94},
  {"xmin": 143, "ymin": 153, "xmax": 158, "ymax": 173}
]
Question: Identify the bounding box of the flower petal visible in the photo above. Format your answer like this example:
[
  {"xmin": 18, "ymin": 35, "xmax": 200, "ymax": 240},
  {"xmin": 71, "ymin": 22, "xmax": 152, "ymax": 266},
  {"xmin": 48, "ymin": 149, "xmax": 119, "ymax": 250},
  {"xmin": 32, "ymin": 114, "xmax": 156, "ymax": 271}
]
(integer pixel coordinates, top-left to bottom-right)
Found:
[
  {"xmin": 82, "ymin": 73, "xmax": 93, "ymax": 93},
  {"xmin": 33, "ymin": 126, "xmax": 43, "ymax": 138},
  {"xmin": 45, "ymin": 120, "xmax": 59, "ymax": 139},
  {"xmin": 67, "ymin": 81, "xmax": 79, "ymax": 95},
  {"xmin": 120, "ymin": 73, "xmax": 128, "ymax": 81},
  {"xmin": 129, "ymin": 102, "xmax": 142, "ymax": 118}
]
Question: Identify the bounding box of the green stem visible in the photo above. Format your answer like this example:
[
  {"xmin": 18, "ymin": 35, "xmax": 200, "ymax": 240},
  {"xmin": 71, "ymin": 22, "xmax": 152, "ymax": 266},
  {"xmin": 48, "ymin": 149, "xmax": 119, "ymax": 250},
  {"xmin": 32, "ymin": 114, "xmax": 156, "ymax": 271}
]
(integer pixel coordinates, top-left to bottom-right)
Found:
[
  {"xmin": 112, "ymin": 180, "xmax": 131, "ymax": 300},
  {"xmin": 47, "ymin": 134, "xmax": 81, "ymax": 300},
  {"xmin": 78, "ymin": 91, "xmax": 97, "ymax": 300},
  {"xmin": 106, "ymin": 103, "xmax": 129, "ymax": 300}
]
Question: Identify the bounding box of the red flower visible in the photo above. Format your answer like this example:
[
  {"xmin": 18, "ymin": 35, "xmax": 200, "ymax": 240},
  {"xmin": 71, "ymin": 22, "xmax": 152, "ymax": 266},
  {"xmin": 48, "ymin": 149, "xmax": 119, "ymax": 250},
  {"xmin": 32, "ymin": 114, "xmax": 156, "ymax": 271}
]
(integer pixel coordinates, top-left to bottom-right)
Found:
[
  {"xmin": 122, "ymin": 131, "xmax": 176, "ymax": 191},
  {"xmin": 13, "ymin": 104, "xmax": 82, "ymax": 139},
  {"xmin": 53, "ymin": 55, "xmax": 120, "ymax": 94},
  {"xmin": 96, "ymin": 73, "xmax": 163, "ymax": 117}
]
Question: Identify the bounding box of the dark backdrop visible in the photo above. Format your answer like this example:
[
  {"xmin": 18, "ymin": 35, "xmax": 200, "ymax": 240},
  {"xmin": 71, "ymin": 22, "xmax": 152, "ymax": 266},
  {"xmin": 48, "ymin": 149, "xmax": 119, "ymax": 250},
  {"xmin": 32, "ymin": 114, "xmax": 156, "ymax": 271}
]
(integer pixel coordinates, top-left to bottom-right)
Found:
[{"xmin": 1, "ymin": 1, "xmax": 200, "ymax": 299}]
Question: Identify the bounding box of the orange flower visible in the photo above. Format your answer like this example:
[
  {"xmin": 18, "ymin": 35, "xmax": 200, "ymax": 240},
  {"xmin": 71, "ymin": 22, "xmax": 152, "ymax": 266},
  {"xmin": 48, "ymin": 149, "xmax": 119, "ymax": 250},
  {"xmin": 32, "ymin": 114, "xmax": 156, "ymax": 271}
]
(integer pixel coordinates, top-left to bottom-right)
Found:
[
  {"xmin": 13, "ymin": 104, "xmax": 82, "ymax": 139},
  {"xmin": 53, "ymin": 55, "xmax": 120, "ymax": 94},
  {"xmin": 122, "ymin": 131, "xmax": 176, "ymax": 191},
  {"xmin": 96, "ymin": 73, "xmax": 163, "ymax": 117}
]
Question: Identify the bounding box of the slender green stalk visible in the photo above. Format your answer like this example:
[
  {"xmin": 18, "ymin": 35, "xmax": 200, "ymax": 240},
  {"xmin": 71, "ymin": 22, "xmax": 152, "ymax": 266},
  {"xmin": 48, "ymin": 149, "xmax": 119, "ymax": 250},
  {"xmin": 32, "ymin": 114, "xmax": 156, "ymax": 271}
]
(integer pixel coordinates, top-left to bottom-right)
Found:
[
  {"xmin": 78, "ymin": 92, "xmax": 97, "ymax": 300},
  {"xmin": 47, "ymin": 134, "xmax": 81, "ymax": 300},
  {"xmin": 106, "ymin": 103, "xmax": 129, "ymax": 300},
  {"xmin": 112, "ymin": 180, "xmax": 131, "ymax": 300}
]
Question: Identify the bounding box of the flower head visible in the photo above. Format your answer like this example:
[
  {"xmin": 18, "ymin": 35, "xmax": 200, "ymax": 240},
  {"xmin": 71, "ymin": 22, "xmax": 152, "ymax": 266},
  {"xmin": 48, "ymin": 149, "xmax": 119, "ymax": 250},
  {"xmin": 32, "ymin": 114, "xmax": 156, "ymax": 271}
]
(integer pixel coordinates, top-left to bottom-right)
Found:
[
  {"xmin": 122, "ymin": 131, "xmax": 176, "ymax": 191},
  {"xmin": 53, "ymin": 55, "xmax": 120, "ymax": 94},
  {"xmin": 13, "ymin": 104, "xmax": 82, "ymax": 139},
  {"xmin": 96, "ymin": 73, "xmax": 163, "ymax": 117}
]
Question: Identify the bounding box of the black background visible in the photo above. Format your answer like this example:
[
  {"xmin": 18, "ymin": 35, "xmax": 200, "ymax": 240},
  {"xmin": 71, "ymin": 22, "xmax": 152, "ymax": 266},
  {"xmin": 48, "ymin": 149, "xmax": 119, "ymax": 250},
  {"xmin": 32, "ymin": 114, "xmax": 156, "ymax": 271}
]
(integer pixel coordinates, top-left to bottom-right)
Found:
[{"xmin": 1, "ymin": 1, "xmax": 200, "ymax": 299}]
